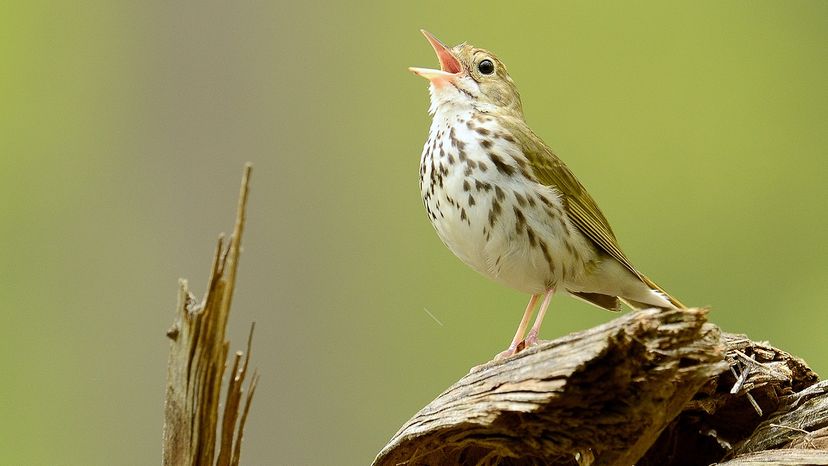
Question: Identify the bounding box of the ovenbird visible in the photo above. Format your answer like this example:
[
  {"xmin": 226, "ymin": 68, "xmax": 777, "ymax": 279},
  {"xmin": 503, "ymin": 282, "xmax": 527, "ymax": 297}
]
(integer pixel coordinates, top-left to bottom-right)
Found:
[{"xmin": 410, "ymin": 30, "xmax": 685, "ymax": 360}]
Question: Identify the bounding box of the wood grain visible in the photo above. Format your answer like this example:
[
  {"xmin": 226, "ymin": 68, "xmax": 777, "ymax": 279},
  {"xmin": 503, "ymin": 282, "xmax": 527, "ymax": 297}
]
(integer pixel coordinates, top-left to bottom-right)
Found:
[
  {"xmin": 162, "ymin": 165, "xmax": 258, "ymax": 466},
  {"xmin": 375, "ymin": 307, "xmax": 827, "ymax": 465}
]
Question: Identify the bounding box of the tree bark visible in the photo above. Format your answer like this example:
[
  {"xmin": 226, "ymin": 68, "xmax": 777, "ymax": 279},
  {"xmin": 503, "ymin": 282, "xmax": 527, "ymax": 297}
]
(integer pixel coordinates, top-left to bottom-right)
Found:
[
  {"xmin": 162, "ymin": 164, "xmax": 259, "ymax": 466},
  {"xmin": 374, "ymin": 308, "xmax": 826, "ymax": 466}
]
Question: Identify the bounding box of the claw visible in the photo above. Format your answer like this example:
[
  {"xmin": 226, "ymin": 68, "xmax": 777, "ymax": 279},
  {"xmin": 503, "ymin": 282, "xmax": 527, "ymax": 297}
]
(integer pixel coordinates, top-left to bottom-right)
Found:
[
  {"xmin": 494, "ymin": 340, "xmax": 527, "ymax": 360},
  {"xmin": 524, "ymin": 329, "xmax": 540, "ymax": 348}
]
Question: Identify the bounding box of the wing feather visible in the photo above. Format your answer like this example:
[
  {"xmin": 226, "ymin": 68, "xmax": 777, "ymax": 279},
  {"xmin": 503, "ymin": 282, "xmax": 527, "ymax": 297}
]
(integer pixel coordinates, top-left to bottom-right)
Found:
[
  {"xmin": 506, "ymin": 118, "xmax": 685, "ymax": 309},
  {"xmin": 507, "ymin": 121, "xmax": 641, "ymax": 278}
]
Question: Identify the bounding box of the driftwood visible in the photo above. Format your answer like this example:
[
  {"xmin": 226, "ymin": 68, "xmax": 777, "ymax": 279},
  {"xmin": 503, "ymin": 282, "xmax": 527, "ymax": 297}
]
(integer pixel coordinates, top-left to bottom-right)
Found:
[
  {"xmin": 374, "ymin": 308, "xmax": 826, "ymax": 466},
  {"xmin": 162, "ymin": 165, "xmax": 259, "ymax": 466}
]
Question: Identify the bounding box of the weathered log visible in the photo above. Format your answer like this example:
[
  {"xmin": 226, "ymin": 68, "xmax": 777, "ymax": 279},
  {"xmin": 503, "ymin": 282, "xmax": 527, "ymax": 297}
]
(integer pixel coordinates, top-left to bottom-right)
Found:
[
  {"xmin": 716, "ymin": 449, "xmax": 828, "ymax": 465},
  {"xmin": 374, "ymin": 307, "xmax": 826, "ymax": 466}
]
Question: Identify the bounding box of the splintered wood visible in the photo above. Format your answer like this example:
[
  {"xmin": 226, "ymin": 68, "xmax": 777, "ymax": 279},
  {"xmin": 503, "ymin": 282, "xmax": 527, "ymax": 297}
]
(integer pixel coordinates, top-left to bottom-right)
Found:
[
  {"xmin": 163, "ymin": 165, "xmax": 259, "ymax": 466},
  {"xmin": 375, "ymin": 308, "xmax": 827, "ymax": 466}
]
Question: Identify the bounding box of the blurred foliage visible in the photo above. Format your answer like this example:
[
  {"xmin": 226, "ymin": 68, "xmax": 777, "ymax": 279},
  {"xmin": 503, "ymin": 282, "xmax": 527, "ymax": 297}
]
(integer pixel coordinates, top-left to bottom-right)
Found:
[{"xmin": 1, "ymin": 1, "xmax": 826, "ymax": 464}]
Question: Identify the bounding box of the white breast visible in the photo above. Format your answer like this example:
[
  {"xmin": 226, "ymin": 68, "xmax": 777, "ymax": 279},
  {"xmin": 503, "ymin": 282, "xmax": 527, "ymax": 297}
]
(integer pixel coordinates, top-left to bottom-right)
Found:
[{"xmin": 419, "ymin": 108, "xmax": 596, "ymax": 294}]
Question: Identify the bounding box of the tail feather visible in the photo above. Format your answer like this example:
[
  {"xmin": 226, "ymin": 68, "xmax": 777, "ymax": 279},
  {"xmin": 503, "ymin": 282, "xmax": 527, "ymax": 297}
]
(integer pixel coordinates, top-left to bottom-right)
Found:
[
  {"xmin": 569, "ymin": 291, "xmax": 623, "ymax": 312},
  {"xmin": 566, "ymin": 257, "xmax": 685, "ymax": 311},
  {"xmin": 570, "ymin": 284, "xmax": 684, "ymax": 312},
  {"xmin": 619, "ymin": 298, "xmax": 651, "ymax": 310},
  {"xmin": 640, "ymin": 275, "xmax": 686, "ymax": 309}
]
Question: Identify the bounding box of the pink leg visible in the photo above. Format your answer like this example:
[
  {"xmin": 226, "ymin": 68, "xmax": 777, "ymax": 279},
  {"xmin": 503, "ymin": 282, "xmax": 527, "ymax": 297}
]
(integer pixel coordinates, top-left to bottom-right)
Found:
[
  {"xmin": 495, "ymin": 294, "xmax": 540, "ymax": 360},
  {"xmin": 524, "ymin": 288, "xmax": 555, "ymax": 347}
]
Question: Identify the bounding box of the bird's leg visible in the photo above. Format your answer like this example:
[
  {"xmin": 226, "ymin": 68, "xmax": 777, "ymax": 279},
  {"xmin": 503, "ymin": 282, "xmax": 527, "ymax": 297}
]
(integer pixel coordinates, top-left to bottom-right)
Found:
[
  {"xmin": 524, "ymin": 288, "xmax": 555, "ymax": 347},
  {"xmin": 495, "ymin": 294, "xmax": 540, "ymax": 360}
]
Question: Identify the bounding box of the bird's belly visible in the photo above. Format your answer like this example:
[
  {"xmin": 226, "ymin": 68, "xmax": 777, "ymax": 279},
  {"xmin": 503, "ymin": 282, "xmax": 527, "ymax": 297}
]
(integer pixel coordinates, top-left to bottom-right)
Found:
[
  {"xmin": 424, "ymin": 165, "xmax": 594, "ymax": 295},
  {"xmin": 419, "ymin": 110, "xmax": 598, "ymax": 294}
]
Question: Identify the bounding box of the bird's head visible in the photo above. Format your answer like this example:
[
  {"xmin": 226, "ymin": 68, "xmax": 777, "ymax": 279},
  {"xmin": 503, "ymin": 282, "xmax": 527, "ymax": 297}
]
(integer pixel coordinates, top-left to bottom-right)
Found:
[{"xmin": 410, "ymin": 30, "xmax": 523, "ymax": 119}]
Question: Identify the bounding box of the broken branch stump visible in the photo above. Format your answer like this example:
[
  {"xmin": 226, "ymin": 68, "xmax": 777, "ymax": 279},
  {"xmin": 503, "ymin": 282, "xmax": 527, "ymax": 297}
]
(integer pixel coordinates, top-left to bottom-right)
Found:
[{"xmin": 162, "ymin": 164, "xmax": 259, "ymax": 466}]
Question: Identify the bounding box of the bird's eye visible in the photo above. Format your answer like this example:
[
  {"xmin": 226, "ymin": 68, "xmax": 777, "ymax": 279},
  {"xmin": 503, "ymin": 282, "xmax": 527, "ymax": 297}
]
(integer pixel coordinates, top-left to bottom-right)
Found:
[{"xmin": 478, "ymin": 59, "xmax": 495, "ymax": 75}]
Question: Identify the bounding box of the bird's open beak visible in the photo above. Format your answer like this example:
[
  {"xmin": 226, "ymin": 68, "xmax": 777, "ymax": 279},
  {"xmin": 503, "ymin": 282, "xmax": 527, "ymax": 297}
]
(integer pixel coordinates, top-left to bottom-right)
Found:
[{"xmin": 409, "ymin": 30, "xmax": 462, "ymax": 86}]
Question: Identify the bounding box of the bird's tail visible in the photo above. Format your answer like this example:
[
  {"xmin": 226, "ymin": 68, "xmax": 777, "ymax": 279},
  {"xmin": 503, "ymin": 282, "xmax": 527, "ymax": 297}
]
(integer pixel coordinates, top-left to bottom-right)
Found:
[{"xmin": 622, "ymin": 274, "xmax": 686, "ymax": 310}]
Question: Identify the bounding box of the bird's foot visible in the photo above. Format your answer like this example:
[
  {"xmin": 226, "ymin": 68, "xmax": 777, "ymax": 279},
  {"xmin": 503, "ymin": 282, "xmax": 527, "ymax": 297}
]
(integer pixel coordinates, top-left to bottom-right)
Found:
[
  {"xmin": 471, "ymin": 335, "xmax": 546, "ymax": 373},
  {"xmin": 470, "ymin": 342, "xmax": 526, "ymax": 373},
  {"xmin": 494, "ymin": 347, "xmax": 517, "ymax": 361},
  {"xmin": 488, "ymin": 330, "xmax": 541, "ymax": 366},
  {"xmin": 494, "ymin": 340, "xmax": 527, "ymax": 361},
  {"xmin": 523, "ymin": 329, "xmax": 540, "ymax": 348}
]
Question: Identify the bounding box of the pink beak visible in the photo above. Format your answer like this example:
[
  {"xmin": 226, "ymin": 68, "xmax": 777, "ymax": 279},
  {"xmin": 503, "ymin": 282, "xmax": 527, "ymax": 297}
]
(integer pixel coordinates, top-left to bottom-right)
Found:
[{"xmin": 409, "ymin": 30, "xmax": 462, "ymax": 86}]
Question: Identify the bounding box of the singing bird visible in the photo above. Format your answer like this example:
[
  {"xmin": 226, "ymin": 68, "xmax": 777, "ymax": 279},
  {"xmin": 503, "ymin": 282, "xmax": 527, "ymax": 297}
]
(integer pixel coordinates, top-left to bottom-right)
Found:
[{"xmin": 410, "ymin": 30, "xmax": 685, "ymax": 360}]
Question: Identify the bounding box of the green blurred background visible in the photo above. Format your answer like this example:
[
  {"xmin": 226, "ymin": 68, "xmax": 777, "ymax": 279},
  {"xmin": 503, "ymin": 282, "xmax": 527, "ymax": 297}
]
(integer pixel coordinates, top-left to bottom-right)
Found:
[{"xmin": 2, "ymin": 1, "xmax": 826, "ymax": 464}]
